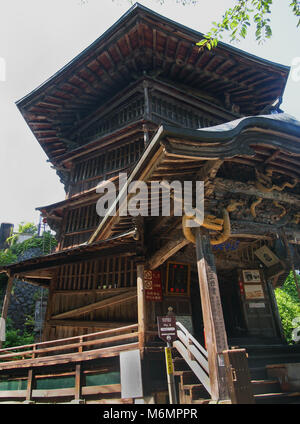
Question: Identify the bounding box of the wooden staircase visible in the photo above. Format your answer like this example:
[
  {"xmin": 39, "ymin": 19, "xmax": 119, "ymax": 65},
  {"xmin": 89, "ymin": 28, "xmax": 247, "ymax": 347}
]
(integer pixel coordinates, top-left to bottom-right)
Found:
[
  {"xmin": 173, "ymin": 359, "xmax": 211, "ymax": 404},
  {"xmin": 251, "ymin": 378, "xmax": 300, "ymax": 404},
  {"xmin": 246, "ymin": 343, "xmax": 300, "ymax": 404},
  {"xmin": 172, "ymin": 323, "xmax": 300, "ymax": 404},
  {"xmin": 172, "ymin": 322, "xmax": 212, "ymax": 404}
]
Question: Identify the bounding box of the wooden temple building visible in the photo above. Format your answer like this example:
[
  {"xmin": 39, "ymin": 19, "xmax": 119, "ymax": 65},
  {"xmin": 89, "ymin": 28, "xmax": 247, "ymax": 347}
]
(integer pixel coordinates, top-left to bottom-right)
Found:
[{"xmin": 1, "ymin": 3, "xmax": 300, "ymax": 404}]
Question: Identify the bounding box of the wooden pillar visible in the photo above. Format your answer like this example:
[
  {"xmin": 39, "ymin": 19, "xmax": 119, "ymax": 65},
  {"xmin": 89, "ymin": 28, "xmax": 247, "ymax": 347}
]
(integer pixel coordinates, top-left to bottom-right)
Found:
[
  {"xmin": 137, "ymin": 262, "xmax": 146, "ymax": 353},
  {"xmin": 42, "ymin": 272, "xmax": 58, "ymax": 342},
  {"xmin": 25, "ymin": 368, "xmax": 34, "ymax": 403},
  {"xmin": 74, "ymin": 363, "xmax": 83, "ymax": 401},
  {"xmin": 143, "ymin": 80, "xmax": 150, "ymax": 119},
  {"xmin": 0, "ymin": 273, "xmax": 14, "ymax": 349},
  {"xmin": 195, "ymin": 228, "xmax": 229, "ymax": 401}
]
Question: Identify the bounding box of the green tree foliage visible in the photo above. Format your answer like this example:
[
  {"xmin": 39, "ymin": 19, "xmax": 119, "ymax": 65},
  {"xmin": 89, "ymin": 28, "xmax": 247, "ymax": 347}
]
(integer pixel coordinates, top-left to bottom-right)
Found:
[
  {"xmin": 197, "ymin": 0, "xmax": 299, "ymax": 50},
  {"xmin": 0, "ymin": 222, "xmax": 57, "ymax": 266},
  {"xmin": 0, "ymin": 222, "xmax": 56, "ymax": 347},
  {"xmin": 275, "ymin": 271, "xmax": 300, "ymax": 344},
  {"xmin": 9, "ymin": 231, "xmax": 57, "ymax": 258},
  {"xmin": 6, "ymin": 222, "xmax": 37, "ymax": 247},
  {"xmin": 0, "ymin": 250, "xmax": 18, "ymax": 267},
  {"xmin": 2, "ymin": 318, "xmax": 34, "ymax": 349},
  {"xmin": 115, "ymin": 1, "xmax": 299, "ymax": 49}
]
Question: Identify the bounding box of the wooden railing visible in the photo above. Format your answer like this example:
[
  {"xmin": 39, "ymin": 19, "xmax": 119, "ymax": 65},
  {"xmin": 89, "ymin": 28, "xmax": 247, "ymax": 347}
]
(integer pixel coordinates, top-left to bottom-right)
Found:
[
  {"xmin": 0, "ymin": 324, "xmax": 138, "ymax": 370},
  {"xmin": 0, "ymin": 324, "xmax": 139, "ymax": 403},
  {"xmin": 173, "ymin": 321, "xmax": 211, "ymax": 396}
]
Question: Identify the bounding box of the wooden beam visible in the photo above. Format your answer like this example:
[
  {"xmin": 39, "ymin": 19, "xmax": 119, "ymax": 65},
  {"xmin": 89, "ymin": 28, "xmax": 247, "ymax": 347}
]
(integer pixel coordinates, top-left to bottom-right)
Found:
[
  {"xmin": 49, "ymin": 320, "xmax": 135, "ymax": 329},
  {"xmin": 215, "ymin": 178, "xmax": 300, "ymax": 206},
  {"xmin": 197, "ymin": 159, "xmax": 224, "ymax": 182},
  {"xmin": 53, "ymin": 287, "xmax": 135, "ymax": 295},
  {"xmin": 196, "ymin": 159, "xmax": 224, "ymax": 197},
  {"xmin": 195, "ymin": 228, "xmax": 229, "ymax": 401},
  {"xmin": 0, "ymin": 342, "xmax": 140, "ymax": 371},
  {"xmin": 147, "ymin": 233, "xmax": 190, "ymax": 270},
  {"xmin": 51, "ymin": 291, "xmax": 137, "ymax": 320},
  {"xmin": 230, "ymin": 219, "xmax": 300, "ymax": 242}
]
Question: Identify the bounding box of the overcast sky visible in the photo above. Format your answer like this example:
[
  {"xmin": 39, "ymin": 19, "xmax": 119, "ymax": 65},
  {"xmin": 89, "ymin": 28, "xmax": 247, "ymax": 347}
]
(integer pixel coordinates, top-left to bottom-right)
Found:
[{"xmin": 0, "ymin": 0, "xmax": 299, "ymax": 230}]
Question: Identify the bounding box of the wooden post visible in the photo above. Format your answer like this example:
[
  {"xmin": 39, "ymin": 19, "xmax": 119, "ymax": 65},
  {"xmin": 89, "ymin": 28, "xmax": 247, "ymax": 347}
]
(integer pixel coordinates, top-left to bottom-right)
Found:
[
  {"xmin": 137, "ymin": 262, "xmax": 146, "ymax": 353},
  {"xmin": 0, "ymin": 273, "xmax": 14, "ymax": 349},
  {"xmin": 42, "ymin": 273, "xmax": 58, "ymax": 341},
  {"xmin": 74, "ymin": 363, "xmax": 83, "ymax": 403},
  {"xmin": 223, "ymin": 349, "xmax": 255, "ymax": 404},
  {"xmin": 25, "ymin": 368, "xmax": 34, "ymax": 403},
  {"xmin": 195, "ymin": 228, "xmax": 229, "ymax": 401}
]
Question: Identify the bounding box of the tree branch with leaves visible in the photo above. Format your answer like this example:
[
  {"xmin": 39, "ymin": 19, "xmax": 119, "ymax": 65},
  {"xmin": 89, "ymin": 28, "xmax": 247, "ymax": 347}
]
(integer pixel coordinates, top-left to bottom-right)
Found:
[
  {"xmin": 112, "ymin": 0, "xmax": 299, "ymax": 48},
  {"xmin": 197, "ymin": 0, "xmax": 299, "ymax": 50}
]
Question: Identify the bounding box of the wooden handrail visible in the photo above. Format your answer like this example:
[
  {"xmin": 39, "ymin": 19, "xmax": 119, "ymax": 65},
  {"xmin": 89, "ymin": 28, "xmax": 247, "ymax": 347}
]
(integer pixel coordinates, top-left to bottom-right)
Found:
[
  {"xmin": 176, "ymin": 321, "xmax": 208, "ymax": 359},
  {"xmin": 0, "ymin": 323, "xmax": 138, "ymax": 356},
  {"xmin": 0, "ymin": 332, "xmax": 139, "ymax": 361},
  {"xmin": 0, "ymin": 341, "xmax": 140, "ymax": 371},
  {"xmin": 0, "ymin": 323, "xmax": 140, "ymax": 404},
  {"xmin": 174, "ymin": 321, "xmax": 211, "ymax": 396}
]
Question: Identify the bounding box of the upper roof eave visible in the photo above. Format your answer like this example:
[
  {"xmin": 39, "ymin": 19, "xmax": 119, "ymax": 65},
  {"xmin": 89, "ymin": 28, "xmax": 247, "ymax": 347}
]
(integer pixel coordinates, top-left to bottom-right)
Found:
[{"xmin": 15, "ymin": 2, "xmax": 290, "ymax": 110}]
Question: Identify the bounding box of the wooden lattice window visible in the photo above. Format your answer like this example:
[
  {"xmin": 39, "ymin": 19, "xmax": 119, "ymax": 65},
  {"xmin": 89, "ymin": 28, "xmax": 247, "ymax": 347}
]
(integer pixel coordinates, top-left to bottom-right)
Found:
[
  {"xmin": 69, "ymin": 139, "xmax": 145, "ymax": 196},
  {"xmin": 82, "ymin": 96, "xmax": 144, "ymax": 141},
  {"xmin": 64, "ymin": 204, "xmax": 99, "ymax": 234},
  {"xmin": 61, "ymin": 203, "xmax": 99, "ymax": 248},
  {"xmin": 151, "ymin": 95, "xmax": 218, "ymax": 128},
  {"xmin": 56, "ymin": 256, "xmax": 137, "ymax": 290}
]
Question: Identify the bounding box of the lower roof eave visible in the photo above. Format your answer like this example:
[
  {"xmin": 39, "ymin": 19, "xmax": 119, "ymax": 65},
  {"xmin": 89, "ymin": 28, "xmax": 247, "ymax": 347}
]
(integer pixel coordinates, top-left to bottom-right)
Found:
[{"xmin": 0, "ymin": 229, "xmax": 138, "ymax": 284}]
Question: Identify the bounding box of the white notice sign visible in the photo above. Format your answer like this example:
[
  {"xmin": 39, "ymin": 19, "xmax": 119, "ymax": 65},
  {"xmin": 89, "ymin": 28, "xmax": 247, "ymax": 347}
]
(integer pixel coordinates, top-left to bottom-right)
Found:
[
  {"xmin": 244, "ymin": 284, "xmax": 265, "ymax": 299},
  {"xmin": 120, "ymin": 349, "xmax": 143, "ymax": 399}
]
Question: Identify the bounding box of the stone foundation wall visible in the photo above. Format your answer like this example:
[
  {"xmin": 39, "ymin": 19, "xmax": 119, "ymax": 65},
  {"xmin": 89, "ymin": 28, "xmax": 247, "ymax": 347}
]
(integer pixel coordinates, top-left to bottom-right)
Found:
[
  {"xmin": 7, "ymin": 280, "xmax": 46, "ymax": 332},
  {"xmin": 2, "ymin": 248, "xmax": 48, "ymax": 338}
]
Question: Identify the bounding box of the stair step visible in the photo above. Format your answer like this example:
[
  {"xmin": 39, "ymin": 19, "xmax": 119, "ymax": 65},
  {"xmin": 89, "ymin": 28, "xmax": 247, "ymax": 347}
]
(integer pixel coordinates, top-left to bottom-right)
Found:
[
  {"xmin": 181, "ymin": 383, "xmax": 210, "ymax": 401},
  {"xmin": 248, "ymin": 353, "xmax": 300, "ymax": 361},
  {"xmin": 191, "ymin": 398, "xmax": 211, "ymax": 404},
  {"xmin": 254, "ymin": 391, "xmax": 300, "ymax": 404},
  {"xmin": 182, "ymin": 384, "xmax": 203, "ymax": 391},
  {"xmin": 251, "ymin": 379, "xmax": 281, "ymax": 395}
]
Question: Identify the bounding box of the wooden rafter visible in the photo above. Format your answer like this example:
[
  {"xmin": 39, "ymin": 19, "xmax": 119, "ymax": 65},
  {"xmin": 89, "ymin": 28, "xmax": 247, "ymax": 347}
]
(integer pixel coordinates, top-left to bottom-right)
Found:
[
  {"xmin": 147, "ymin": 231, "xmax": 189, "ymax": 270},
  {"xmin": 51, "ymin": 289, "xmax": 137, "ymax": 320}
]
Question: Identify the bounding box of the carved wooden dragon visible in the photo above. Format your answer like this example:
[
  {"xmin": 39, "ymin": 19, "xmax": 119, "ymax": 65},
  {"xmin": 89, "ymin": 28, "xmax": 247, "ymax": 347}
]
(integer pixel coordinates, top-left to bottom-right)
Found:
[
  {"xmin": 182, "ymin": 200, "xmax": 244, "ymax": 245},
  {"xmin": 250, "ymin": 168, "xmax": 298, "ymax": 220}
]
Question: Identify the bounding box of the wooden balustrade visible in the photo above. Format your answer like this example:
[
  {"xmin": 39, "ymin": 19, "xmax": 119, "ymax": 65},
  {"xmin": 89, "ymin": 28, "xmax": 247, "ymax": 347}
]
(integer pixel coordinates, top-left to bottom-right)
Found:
[
  {"xmin": 173, "ymin": 321, "xmax": 211, "ymax": 396},
  {"xmin": 0, "ymin": 324, "xmax": 138, "ymax": 368},
  {"xmin": 0, "ymin": 324, "xmax": 139, "ymax": 403}
]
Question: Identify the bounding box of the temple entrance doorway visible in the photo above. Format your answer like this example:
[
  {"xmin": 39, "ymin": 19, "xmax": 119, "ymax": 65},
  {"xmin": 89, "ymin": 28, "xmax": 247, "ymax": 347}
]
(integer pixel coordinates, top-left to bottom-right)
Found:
[{"xmin": 217, "ymin": 269, "xmax": 248, "ymax": 340}]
